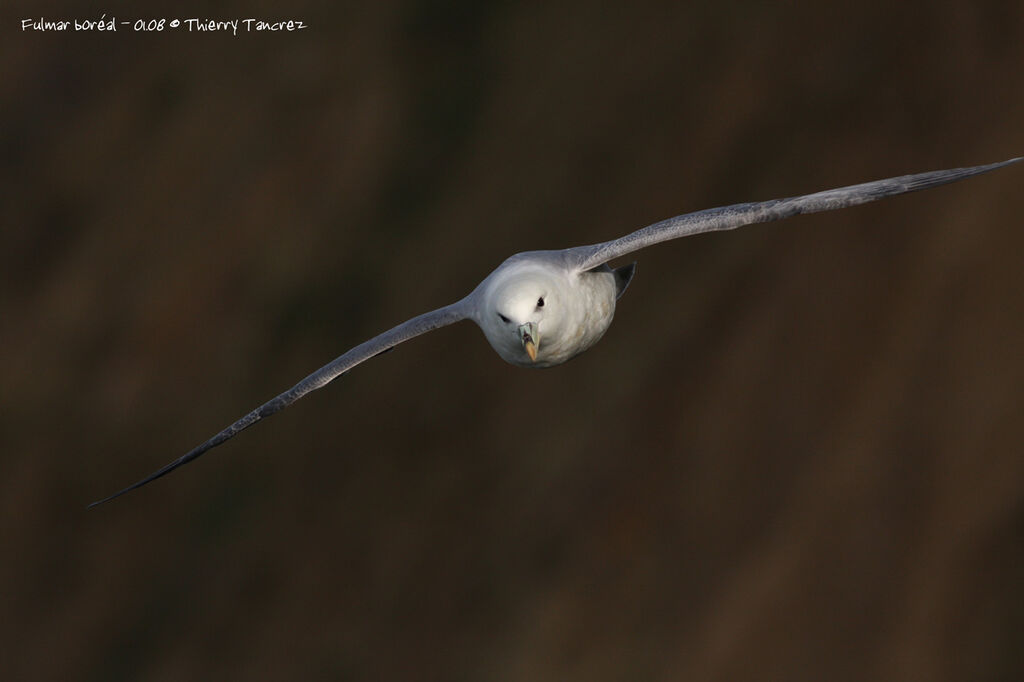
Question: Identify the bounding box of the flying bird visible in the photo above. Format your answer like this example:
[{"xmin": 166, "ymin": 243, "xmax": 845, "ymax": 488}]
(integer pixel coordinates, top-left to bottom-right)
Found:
[{"xmin": 89, "ymin": 158, "xmax": 1021, "ymax": 507}]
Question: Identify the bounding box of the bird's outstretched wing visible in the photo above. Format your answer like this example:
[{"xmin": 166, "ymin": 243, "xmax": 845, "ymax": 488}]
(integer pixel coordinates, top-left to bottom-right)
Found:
[
  {"xmin": 566, "ymin": 158, "xmax": 1022, "ymax": 272},
  {"xmin": 89, "ymin": 299, "xmax": 473, "ymax": 507}
]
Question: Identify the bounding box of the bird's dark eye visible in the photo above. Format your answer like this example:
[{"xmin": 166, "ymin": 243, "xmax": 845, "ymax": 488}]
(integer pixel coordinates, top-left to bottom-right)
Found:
[
  {"xmin": 498, "ymin": 313, "xmax": 510, "ymax": 324},
  {"xmin": 536, "ymin": 297, "xmax": 545, "ymax": 308}
]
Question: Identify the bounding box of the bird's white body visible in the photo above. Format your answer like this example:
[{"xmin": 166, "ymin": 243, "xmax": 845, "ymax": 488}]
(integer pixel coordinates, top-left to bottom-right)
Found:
[{"xmin": 475, "ymin": 255, "xmax": 619, "ymax": 367}]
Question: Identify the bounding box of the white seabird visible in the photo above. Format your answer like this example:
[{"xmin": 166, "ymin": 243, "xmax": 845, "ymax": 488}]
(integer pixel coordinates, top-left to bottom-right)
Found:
[{"xmin": 90, "ymin": 158, "xmax": 1021, "ymax": 507}]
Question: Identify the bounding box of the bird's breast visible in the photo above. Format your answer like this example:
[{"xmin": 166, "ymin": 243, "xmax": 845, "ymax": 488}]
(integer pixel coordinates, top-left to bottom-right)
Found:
[{"xmin": 535, "ymin": 269, "xmax": 618, "ymax": 367}]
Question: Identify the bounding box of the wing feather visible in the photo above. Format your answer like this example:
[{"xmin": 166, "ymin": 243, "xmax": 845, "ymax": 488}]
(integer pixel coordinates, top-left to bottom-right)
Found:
[
  {"xmin": 567, "ymin": 158, "xmax": 1021, "ymax": 272},
  {"xmin": 89, "ymin": 299, "xmax": 472, "ymax": 507}
]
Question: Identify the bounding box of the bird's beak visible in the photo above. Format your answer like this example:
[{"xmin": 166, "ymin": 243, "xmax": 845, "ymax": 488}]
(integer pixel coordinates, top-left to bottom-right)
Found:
[{"xmin": 519, "ymin": 322, "xmax": 539, "ymax": 362}]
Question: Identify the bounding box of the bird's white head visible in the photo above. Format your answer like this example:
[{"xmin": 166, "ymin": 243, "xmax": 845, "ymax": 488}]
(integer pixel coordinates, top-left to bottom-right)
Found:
[{"xmin": 478, "ymin": 262, "xmax": 569, "ymax": 368}]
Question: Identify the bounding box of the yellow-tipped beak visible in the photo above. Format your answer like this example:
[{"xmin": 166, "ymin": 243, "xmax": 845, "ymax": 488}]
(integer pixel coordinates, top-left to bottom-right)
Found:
[
  {"xmin": 523, "ymin": 338, "xmax": 538, "ymax": 362},
  {"xmin": 519, "ymin": 322, "xmax": 539, "ymax": 362}
]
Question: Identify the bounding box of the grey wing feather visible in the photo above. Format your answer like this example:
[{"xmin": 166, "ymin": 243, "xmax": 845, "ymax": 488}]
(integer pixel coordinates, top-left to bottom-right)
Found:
[
  {"xmin": 89, "ymin": 299, "xmax": 472, "ymax": 507},
  {"xmin": 567, "ymin": 158, "xmax": 1022, "ymax": 272}
]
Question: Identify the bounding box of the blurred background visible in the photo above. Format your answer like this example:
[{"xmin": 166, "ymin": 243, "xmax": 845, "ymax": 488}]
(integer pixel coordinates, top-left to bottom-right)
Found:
[{"xmin": 3, "ymin": 1, "xmax": 1024, "ymax": 680}]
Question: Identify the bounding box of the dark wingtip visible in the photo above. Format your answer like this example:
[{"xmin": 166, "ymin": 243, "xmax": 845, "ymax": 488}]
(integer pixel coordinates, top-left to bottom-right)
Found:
[
  {"xmin": 87, "ymin": 493, "xmax": 122, "ymax": 509},
  {"xmin": 989, "ymin": 156, "xmax": 1023, "ymax": 170},
  {"xmin": 86, "ymin": 406, "xmax": 270, "ymax": 510},
  {"xmin": 86, "ymin": 448, "xmax": 212, "ymax": 509},
  {"xmin": 990, "ymin": 157, "xmax": 1022, "ymax": 169},
  {"xmin": 87, "ymin": 478, "xmax": 151, "ymax": 509}
]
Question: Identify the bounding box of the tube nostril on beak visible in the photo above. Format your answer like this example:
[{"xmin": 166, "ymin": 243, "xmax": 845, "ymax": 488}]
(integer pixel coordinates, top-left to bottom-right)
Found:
[{"xmin": 518, "ymin": 321, "xmax": 539, "ymax": 362}]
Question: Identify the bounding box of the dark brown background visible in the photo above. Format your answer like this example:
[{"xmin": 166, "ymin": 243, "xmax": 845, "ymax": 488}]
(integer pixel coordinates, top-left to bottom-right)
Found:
[{"xmin": 3, "ymin": 1, "xmax": 1023, "ymax": 680}]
